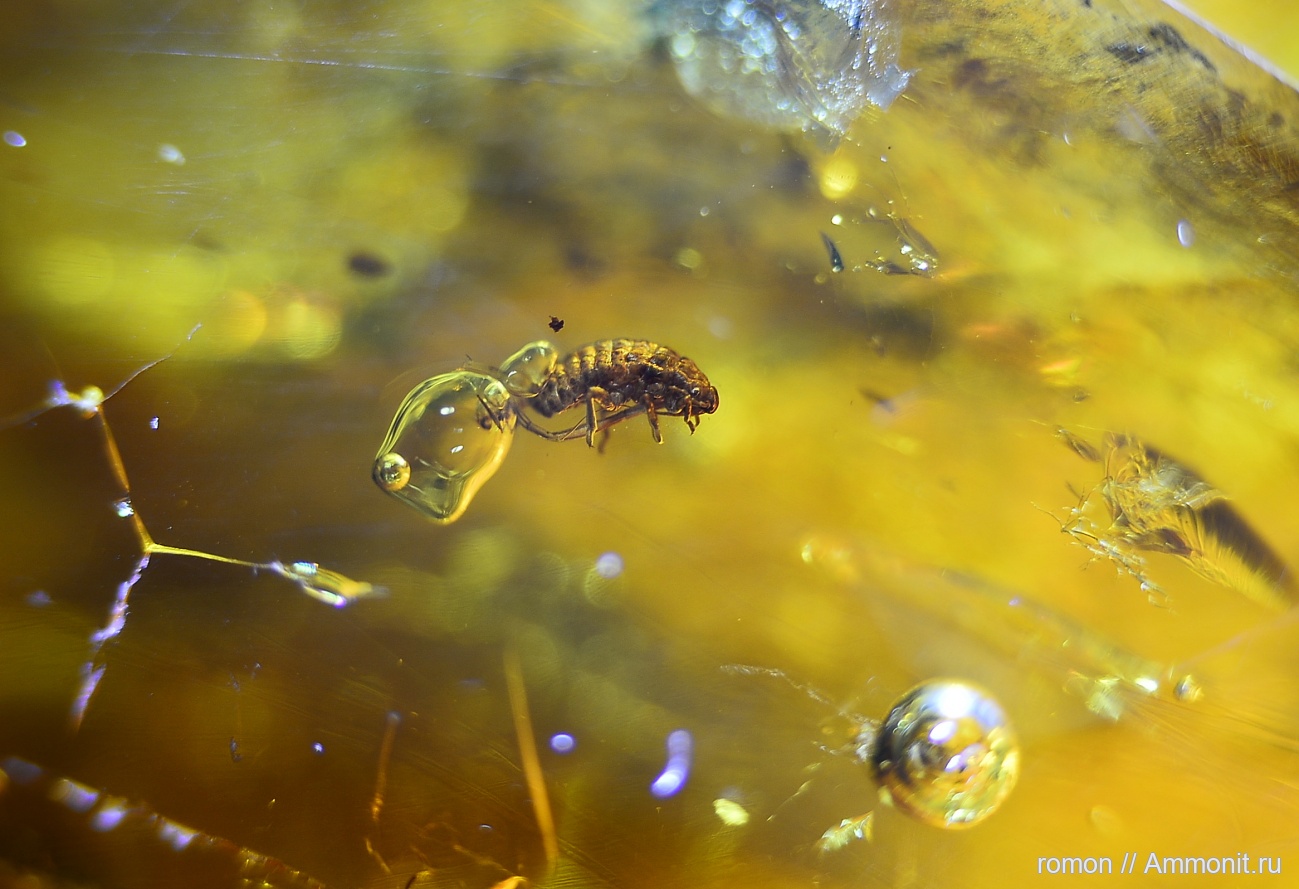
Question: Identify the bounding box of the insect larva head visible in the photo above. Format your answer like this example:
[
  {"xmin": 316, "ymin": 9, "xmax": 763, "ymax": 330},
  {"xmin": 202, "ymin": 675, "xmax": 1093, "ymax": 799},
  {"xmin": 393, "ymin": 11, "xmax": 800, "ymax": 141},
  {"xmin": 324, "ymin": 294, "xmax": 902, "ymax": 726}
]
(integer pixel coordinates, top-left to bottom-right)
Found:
[
  {"xmin": 667, "ymin": 356, "xmax": 719, "ymax": 418},
  {"xmin": 689, "ymin": 382, "xmax": 719, "ymax": 416}
]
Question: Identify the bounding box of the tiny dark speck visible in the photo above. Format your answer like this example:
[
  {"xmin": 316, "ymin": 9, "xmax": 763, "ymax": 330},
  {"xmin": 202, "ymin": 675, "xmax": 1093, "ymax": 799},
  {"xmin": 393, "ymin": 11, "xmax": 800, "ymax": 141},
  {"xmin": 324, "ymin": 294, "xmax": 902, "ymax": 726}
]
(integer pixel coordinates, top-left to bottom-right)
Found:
[
  {"xmin": 549, "ymin": 315, "xmax": 565, "ymax": 332},
  {"xmin": 347, "ymin": 251, "xmax": 391, "ymax": 278},
  {"xmin": 820, "ymin": 232, "xmax": 844, "ymax": 272}
]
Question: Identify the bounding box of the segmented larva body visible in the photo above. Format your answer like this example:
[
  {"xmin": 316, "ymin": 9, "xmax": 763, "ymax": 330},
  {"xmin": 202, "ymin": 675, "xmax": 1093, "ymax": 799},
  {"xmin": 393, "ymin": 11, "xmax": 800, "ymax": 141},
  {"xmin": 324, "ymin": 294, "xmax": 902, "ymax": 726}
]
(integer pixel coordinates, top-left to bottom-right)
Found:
[{"xmin": 530, "ymin": 339, "xmax": 719, "ymax": 441}]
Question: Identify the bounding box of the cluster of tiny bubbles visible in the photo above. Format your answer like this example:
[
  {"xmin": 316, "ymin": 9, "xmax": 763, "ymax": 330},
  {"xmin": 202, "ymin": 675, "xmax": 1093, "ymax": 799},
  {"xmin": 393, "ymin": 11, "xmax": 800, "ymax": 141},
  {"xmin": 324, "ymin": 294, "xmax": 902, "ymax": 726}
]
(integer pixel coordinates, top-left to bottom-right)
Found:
[
  {"xmin": 655, "ymin": 0, "xmax": 913, "ymax": 137},
  {"xmin": 499, "ymin": 340, "xmax": 559, "ymax": 398},
  {"xmin": 868, "ymin": 679, "xmax": 1020, "ymax": 829},
  {"xmin": 372, "ymin": 371, "xmax": 515, "ymax": 524}
]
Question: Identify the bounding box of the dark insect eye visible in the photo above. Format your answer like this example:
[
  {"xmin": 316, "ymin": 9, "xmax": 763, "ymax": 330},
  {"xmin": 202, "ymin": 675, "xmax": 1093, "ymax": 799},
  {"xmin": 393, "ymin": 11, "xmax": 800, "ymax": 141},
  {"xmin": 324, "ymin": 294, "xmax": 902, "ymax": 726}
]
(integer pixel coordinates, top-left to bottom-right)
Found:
[{"xmin": 690, "ymin": 387, "xmax": 700, "ymax": 396}]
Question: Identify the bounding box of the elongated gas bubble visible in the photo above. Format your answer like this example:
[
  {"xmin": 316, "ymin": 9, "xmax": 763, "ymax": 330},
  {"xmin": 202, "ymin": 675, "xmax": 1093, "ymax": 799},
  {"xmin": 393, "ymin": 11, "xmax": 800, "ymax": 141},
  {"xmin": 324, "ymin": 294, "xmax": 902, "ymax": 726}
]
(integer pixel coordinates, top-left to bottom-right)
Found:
[
  {"xmin": 870, "ymin": 679, "xmax": 1019, "ymax": 829},
  {"xmin": 658, "ymin": 0, "xmax": 912, "ymax": 139},
  {"xmin": 373, "ymin": 371, "xmax": 516, "ymax": 524}
]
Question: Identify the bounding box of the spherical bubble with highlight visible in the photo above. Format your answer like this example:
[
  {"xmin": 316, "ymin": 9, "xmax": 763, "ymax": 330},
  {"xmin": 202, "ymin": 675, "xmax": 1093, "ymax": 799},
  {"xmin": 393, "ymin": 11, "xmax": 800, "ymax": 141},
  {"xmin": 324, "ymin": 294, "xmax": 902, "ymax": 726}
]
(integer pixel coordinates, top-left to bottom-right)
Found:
[
  {"xmin": 374, "ymin": 452, "xmax": 411, "ymax": 492},
  {"xmin": 869, "ymin": 679, "xmax": 1019, "ymax": 829}
]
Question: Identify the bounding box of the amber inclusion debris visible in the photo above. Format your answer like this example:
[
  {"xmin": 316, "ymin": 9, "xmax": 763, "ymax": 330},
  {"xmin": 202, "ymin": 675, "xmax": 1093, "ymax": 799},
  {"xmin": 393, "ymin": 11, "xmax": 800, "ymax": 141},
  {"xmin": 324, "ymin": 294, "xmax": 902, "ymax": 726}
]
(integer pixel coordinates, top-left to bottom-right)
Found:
[
  {"xmin": 658, "ymin": 0, "xmax": 912, "ymax": 139},
  {"xmin": 1059, "ymin": 431, "xmax": 1294, "ymax": 607},
  {"xmin": 868, "ymin": 209, "xmax": 939, "ymax": 277},
  {"xmin": 820, "ymin": 231, "xmax": 845, "ymax": 272}
]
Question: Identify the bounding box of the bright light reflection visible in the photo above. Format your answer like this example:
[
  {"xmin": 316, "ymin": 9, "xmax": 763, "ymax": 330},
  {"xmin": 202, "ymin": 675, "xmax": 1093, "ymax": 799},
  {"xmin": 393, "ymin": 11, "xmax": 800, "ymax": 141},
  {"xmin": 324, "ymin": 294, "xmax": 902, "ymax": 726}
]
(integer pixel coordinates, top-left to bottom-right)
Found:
[
  {"xmin": 90, "ymin": 802, "xmax": 129, "ymax": 832},
  {"xmin": 1134, "ymin": 676, "xmax": 1160, "ymax": 694},
  {"xmin": 1, "ymin": 757, "xmax": 43, "ymax": 786},
  {"xmin": 935, "ymin": 682, "xmax": 977, "ymax": 718},
  {"xmin": 927, "ymin": 718, "xmax": 958, "ymax": 745},
  {"xmin": 158, "ymin": 143, "xmax": 185, "ymax": 164},
  {"xmin": 595, "ymin": 551, "xmax": 624, "ymax": 579},
  {"xmin": 158, "ymin": 819, "xmax": 198, "ymax": 851},
  {"xmin": 49, "ymin": 777, "xmax": 100, "ymax": 813},
  {"xmin": 650, "ymin": 729, "xmax": 693, "ymax": 798}
]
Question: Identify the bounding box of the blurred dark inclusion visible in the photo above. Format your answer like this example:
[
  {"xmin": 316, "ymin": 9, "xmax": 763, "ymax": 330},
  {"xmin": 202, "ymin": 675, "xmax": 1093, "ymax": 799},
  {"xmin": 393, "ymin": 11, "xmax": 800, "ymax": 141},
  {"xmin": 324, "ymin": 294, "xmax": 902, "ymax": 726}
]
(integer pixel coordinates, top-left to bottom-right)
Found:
[{"xmin": 3, "ymin": 1, "xmax": 1299, "ymax": 888}]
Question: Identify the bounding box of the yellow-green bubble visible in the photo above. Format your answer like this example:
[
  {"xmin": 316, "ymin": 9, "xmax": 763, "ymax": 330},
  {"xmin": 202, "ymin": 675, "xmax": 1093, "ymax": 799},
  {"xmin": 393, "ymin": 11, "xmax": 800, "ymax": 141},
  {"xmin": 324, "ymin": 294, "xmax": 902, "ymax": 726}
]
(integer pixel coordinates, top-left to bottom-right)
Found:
[
  {"xmin": 372, "ymin": 371, "xmax": 515, "ymax": 524},
  {"xmin": 498, "ymin": 340, "xmax": 558, "ymax": 398}
]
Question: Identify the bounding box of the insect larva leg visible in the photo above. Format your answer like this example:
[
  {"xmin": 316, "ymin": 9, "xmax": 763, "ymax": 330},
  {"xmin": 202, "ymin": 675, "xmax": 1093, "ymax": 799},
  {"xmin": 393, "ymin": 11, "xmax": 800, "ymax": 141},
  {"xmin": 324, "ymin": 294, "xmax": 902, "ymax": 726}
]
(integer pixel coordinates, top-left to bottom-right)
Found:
[
  {"xmin": 474, "ymin": 391, "xmax": 509, "ymax": 431},
  {"xmin": 645, "ymin": 400, "xmax": 663, "ymax": 444},
  {"xmin": 513, "ymin": 408, "xmax": 589, "ymax": 443},
  {"xmin": 514, "ymin": 400, "xmax": 656, "ymax": 448},
  {"xmin": 585, "ymin": 395, "xmax": 599, "ymax": 448},
  {"xmin": 591, "ymin": 404, "xmax": 649, "ymax": 437},
  {"xmin": 684, "ymin": 406, "xmax": 699, "ymax": 434}
]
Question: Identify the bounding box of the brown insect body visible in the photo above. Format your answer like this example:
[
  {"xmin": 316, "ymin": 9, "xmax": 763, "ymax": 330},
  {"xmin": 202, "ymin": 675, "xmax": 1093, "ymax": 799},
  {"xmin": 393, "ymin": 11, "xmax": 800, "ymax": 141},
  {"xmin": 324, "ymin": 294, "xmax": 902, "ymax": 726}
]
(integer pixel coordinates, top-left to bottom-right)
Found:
[{"xmin": 526, "ymin": 339, "xmax": 719, "ymax": 445}]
